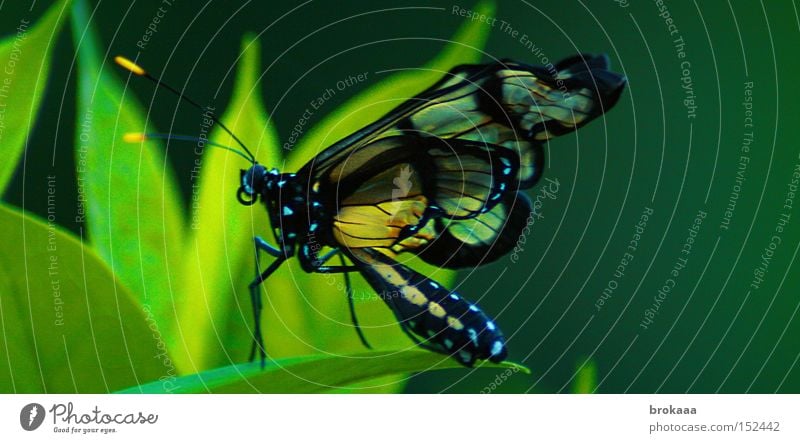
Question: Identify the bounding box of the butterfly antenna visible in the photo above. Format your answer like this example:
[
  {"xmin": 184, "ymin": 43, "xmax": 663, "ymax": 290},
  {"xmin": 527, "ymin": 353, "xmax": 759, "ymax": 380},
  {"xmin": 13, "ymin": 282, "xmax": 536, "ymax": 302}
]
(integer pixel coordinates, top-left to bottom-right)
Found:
[
  {"xmin": 123, "ymin": 132, "xmax": 254, "ymax": 163},
  {"xmin": 114, "ymin": 55, "xmax": 257, "ymax": 164}
]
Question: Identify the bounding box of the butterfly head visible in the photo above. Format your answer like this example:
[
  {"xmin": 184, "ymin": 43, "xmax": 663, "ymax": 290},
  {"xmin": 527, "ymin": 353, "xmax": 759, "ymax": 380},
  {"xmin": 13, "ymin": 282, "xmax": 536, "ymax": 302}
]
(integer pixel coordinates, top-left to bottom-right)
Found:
[
  {"xmin": 238, "ymin": 166, "xmax": 302, "ymax": 215},
  {"xmin": 237, "ymin": 164, "xmax": 270, "ymax": 206}
]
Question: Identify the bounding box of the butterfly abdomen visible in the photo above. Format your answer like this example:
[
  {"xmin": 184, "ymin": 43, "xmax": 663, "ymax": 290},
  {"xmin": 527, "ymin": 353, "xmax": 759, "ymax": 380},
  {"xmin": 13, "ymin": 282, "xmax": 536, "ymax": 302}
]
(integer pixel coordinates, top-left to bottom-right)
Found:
[{"xmin": 348, "ymin": 248, "xmax": 507, "ymax": 366}]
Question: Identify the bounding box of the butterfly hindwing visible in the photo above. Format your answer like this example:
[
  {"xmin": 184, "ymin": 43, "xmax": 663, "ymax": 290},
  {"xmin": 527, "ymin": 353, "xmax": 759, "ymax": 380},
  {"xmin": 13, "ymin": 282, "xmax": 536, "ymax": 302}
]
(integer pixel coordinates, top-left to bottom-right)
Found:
[
  {"xmin": 423, "ymin": 137, "xmax": 521, "ymax": 219},
  {"xmin": 346, "ymin": 247, "xmax": 507, "ymax": 366},
  {"xmin": 328, "ymin": 136, "xmax": 521, "ymax": 251},
  {"xmin": 411, "ymin": 192, "xmax": 532, "ymax": 269}
]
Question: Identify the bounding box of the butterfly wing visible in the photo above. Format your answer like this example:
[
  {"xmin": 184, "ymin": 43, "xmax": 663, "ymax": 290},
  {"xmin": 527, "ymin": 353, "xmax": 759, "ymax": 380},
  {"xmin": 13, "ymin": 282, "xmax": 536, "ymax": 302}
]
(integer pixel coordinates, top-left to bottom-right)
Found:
[
  {"xmin": 410, "ymin": 192, "xmax": 533, "ymax": 269},
  {"xmin": 346, "ymin": 247, "xmax": 507, "ymax": 366},
  {"xmin": 321, "ymin": 135, "xmax": 521, "ymax": 257},
  {"xmin": 291, "ymin": 54, "xmax": 624, "ymax": 365},
  {"xmin": 301, "ymin": 53, "xmax": 625, "ymax": 188}
]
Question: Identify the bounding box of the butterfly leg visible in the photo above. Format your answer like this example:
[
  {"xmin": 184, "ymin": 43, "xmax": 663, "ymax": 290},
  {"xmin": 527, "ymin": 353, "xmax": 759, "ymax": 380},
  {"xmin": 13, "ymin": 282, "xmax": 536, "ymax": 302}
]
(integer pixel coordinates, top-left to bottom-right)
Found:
[
  {"xmin": 255, "ymin": 236, "xmax": 281, "ymax": 257},
  {"xmin": 339, "ymin": 253, "xmax": 372, "ymax": 350},
  {"xmin": 310, "ymin": 248, "xmax": 358, "ymax": 273},
  {"xmin": 301, "ymin": 247, "xmax": 372, "ymax": 348},
  {"xmin": 248, "ymin": 236, "xmax": 285, "ymax": 365}
]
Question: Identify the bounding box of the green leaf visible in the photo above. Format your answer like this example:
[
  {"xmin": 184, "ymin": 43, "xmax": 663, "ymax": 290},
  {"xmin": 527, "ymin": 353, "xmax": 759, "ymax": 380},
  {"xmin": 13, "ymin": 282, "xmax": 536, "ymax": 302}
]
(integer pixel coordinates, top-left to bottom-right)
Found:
[
  {"xmin": 174, "ymin": 34, "xmax": 280, "ymax": 373},
  {"xmin": 117, "ymin": 350, "xmax": 527, "ymax": 394},
  {"xmin": 0, "ymin": 204, "xmax": 173, "ymax": 393},
  {"xmin": 270, "ymin": 0, "xmax": 495, "ymax": 392},
  {"xmin": 0, "ymin": 0, "xmax": 72, "ymax": 192},
  {"xmin": 70, "ymin": 0, "xmax": 185, "ymax": 351},
  {"xmin": 572, "ymin": 358, "xmax": 598, "ymax": 394}
]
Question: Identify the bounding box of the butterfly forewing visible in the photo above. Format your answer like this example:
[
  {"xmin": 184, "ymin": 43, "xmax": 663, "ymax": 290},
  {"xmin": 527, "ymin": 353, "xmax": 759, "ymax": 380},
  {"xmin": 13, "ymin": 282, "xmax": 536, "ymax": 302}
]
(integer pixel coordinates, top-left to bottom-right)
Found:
[{"xmin": 302, "ymin": 54, "xmax": 625, "ymax": 189}]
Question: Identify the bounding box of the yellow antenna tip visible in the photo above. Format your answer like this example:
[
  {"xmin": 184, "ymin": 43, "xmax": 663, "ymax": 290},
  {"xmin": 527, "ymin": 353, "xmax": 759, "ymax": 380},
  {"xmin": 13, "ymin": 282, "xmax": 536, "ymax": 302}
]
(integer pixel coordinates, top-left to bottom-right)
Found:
[
  {"xmin": 123, "ymin": 132, "xmax": 146, "ymax": 143},
  {"xmin": 114, "ymin": 56, "xmax": 146, "ymax": 76}
]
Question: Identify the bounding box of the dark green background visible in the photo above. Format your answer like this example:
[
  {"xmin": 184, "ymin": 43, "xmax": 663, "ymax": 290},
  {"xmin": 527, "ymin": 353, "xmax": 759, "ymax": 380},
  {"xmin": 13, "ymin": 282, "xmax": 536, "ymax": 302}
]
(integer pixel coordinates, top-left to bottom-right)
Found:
[{"xmin": 3, "ymin": 0, "xmax": 799, "ymax": 393}]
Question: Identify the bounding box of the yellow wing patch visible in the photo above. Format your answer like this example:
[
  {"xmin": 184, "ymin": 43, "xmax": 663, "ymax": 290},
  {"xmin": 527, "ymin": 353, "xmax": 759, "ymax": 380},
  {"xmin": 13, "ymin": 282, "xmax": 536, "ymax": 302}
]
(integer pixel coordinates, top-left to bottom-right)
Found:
[
  {"xmin": 332, "ymin": 160, "xmax": 431, "ymax": 249},
  {"xmin": 332, "ymin": 195, "xmax": 428, "ymax": 248}
]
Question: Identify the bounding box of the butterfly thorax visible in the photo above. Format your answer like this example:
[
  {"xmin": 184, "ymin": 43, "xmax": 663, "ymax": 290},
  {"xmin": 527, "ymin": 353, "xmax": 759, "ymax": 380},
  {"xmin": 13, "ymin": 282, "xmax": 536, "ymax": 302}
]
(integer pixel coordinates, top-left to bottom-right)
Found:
[{"xmin": 239, "ymin": 165, "xmax": 307, "ymax": 257}]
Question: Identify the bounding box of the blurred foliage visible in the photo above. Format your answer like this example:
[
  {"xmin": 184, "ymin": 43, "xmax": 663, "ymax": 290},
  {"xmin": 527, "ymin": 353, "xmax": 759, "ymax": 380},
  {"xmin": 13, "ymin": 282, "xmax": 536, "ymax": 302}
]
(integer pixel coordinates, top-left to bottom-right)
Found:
[
  {"xmin": 71, "ymin": 0, "xmax": 186, "ymax": 350},
  {"xmin": 0, "ymin": 204, "xmax": 169, "ymax": 393},
  {"xmin": 0, "ymin": 0, "xmax": 531, "ymax": 393},
  {"xmin": 571, "ymin": 358, "xmax": 598, "ymax": 394},
  {"xmin": 174, "ymin": 33, "xmax": 279, "ymax": 374},
  {"xmin": 0, "ymin": 0, "xmax": 71, "ymax": 190}
]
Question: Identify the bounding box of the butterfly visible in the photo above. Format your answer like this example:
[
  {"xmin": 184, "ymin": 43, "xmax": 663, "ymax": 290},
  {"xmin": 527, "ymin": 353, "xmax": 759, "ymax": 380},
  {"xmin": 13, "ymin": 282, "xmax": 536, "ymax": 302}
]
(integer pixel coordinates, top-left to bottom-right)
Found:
[{"xmin": 115, "ymin": 52, "xmax": 625, "ymax": 367}]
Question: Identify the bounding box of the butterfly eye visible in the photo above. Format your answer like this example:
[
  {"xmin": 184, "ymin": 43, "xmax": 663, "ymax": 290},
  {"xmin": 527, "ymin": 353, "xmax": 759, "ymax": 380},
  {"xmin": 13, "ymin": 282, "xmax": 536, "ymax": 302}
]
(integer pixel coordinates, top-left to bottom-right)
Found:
[
  {"xmin": 237, "ymin": 186, "xmax": 258, "ymax": 206},
  {"xmin": 237, "ymin": 169, "xmax": 260, "ymax": 205}
]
